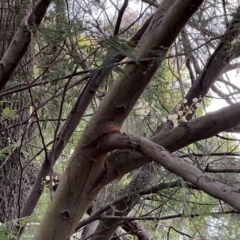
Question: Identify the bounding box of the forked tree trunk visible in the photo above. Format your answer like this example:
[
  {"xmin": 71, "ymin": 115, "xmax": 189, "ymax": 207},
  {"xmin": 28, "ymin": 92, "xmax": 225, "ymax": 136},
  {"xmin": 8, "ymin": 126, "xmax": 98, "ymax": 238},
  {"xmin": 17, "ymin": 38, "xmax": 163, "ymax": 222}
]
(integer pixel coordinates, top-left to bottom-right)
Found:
[
  {"xmin": 33, "ymin": 1, "xmax": 204, "ymax": 239},
  {"xmin": 90, "ymin": 5, "xmax": 240, "ymax": 239}
]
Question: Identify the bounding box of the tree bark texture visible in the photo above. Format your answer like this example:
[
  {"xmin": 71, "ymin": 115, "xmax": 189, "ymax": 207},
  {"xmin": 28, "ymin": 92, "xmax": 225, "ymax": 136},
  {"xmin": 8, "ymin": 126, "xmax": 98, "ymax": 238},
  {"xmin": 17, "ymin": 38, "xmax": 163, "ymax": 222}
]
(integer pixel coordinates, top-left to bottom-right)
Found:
[
  {"xmin": 33, "ymin": 0, "xmax": 204, "ymax": 239},
  {"xmin": 0, "ymin": 0, "xmax": 36, "ymax": 222}
]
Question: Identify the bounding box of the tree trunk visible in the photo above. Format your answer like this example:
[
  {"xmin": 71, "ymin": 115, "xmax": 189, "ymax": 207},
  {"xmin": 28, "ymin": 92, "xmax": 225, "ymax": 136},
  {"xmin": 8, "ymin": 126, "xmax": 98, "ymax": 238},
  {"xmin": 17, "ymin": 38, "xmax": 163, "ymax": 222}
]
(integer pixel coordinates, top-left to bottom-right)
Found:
[
  {"xmin": 0, "ymin": 0, "xmax": 35, "ymax": 222},
  {"xmin": 33, "ymin": 1, "xmax": 204, "ymax": 239}
]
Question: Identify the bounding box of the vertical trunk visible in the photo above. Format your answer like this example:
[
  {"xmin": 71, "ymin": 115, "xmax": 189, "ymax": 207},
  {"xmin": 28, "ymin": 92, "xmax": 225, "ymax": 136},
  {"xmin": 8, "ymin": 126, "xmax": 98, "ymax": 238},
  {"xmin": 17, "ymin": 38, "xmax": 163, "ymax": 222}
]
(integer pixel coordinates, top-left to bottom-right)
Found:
[{"xmin": 0, "ymin": 0, "xmax": 34, "ymax": 222}]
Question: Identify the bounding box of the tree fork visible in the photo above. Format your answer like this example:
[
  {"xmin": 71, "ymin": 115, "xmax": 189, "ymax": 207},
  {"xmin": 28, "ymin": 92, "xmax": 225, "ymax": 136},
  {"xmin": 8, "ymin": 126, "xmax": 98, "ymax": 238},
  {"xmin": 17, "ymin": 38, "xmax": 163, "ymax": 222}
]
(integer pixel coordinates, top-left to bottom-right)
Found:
[{"xmin": 33, "ymin": 0, "xmax": 204, "ymax": 239}]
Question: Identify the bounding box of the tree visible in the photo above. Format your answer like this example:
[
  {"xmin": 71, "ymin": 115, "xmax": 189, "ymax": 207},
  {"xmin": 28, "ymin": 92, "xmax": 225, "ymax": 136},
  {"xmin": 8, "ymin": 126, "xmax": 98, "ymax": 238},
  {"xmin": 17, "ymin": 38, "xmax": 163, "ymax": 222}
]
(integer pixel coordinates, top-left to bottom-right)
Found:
[
  {"xmin": 0, "ymin": 0, "xmax": 36, "ymax": 223},
  {"xmin": 1, "ymin": 0, "xmax": 240, "ymax": 239}
]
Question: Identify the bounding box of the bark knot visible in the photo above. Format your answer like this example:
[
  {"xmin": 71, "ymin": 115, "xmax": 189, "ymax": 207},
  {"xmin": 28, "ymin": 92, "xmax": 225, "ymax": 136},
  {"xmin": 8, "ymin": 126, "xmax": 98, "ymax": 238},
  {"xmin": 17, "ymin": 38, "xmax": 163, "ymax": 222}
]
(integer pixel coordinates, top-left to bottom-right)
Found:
[
  {"xmin": 60, "ymin": 210, "xmax": 70, "ymax": 219},
  {"xmin": 114, "ymin": 105, "xmax": 127, "ymax": 114}
]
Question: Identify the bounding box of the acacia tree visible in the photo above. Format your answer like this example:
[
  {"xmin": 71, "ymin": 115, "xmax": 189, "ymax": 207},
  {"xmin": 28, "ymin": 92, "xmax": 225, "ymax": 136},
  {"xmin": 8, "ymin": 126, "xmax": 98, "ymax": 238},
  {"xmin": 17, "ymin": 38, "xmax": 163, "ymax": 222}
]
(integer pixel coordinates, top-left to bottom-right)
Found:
[{"xmin": 1, "ymin": 0, "xmax": 240, "ymax": 239}]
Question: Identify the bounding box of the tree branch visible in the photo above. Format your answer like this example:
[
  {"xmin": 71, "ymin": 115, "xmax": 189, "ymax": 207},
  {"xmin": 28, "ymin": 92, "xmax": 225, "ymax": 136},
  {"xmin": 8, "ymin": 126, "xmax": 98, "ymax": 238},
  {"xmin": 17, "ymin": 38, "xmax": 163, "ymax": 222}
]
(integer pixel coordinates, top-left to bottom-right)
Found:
[
  {"xmin": 106, "ymin": 102, "xmax": 240, "ymax": 180},
  {"xmin": 114, "ymin": 0, "xmax": 129, "ymax": 35},
  {"xmin": 101, "ymin": 132, "xmax": 240, "ymax": 211},
  {"xmin": 21, "ymin": 5, "xmax": 157, "ymax": 222},
  {"xmin": 142, "ymin": 0, "xmax": 159, "ymax": 8},
  {"xmin": 0, "ymin": 0, "xmax": 51, "ymax": 92}
]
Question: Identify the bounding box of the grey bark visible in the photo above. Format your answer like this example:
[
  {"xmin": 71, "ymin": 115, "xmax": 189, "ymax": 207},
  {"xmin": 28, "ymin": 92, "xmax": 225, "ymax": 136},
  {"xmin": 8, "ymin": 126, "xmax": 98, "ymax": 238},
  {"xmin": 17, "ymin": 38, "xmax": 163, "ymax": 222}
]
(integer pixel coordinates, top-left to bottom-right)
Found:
[{"xmin": 0, "ymin": 0, "xmax": 35, "ymax": 222}]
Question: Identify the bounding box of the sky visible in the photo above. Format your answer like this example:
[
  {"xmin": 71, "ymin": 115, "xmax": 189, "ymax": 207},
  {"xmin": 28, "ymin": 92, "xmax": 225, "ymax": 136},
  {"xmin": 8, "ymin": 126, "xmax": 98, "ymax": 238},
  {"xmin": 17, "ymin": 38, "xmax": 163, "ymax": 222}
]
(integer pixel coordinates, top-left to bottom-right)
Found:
[{"xmin": 206, "ymin": 70, "xmax": 240, "ymax": 113}]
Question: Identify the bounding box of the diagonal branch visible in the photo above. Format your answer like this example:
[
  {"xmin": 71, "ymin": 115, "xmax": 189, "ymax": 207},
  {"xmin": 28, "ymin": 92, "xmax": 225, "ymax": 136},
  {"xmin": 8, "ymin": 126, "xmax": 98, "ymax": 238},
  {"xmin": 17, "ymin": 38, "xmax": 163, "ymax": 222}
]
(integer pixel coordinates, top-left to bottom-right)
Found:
[
  {"xmin": 88, "ymin": 101, "xmax": 240, "ymax": 240},
  {"xmin": 106, "ymin": 101, "xmax": 240, "ymax": 181},
  {"xmin": 33, "ymin": 1, "xmax": 204, "ymax": 239},
  {"xmin": 114, "ymin": 0, "xmax": 129, "ymax": 35},
  {"xmin": 211, "ymin": 84, "xmax": 233, "ymax": 105},
  {"xmin": 101, "ymin": 132, "xmax": 240, "ymax": 211},
  {"xmin": 20, "ymin": 6, "xmax": 158, "ymax": 221},
  {"xmin": 0, "ymin": 0, "xmax": 51, "ymax": 92},
  {"xmin": 182, "ymin": 5, "xmax": 240, "ymax": 112}
]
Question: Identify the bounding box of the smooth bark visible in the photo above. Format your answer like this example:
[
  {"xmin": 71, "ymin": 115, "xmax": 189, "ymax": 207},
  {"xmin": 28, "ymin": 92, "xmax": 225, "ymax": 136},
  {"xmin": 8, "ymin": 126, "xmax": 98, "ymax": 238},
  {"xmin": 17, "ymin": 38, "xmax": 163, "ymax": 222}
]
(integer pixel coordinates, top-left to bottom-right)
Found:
[
  {"xmin": 88, "ymin": 5, "xmax": 240, "ymax": 238},
  {"xmin": 33, "ymin": 0, "xmax": 203, "ymax": 239},
  {"xmin": 89, "ymin": 102, "xmax": 240, "ymax": 239},
  {"xmin": 0, "ymin": 0, "xmax": 51, "ymax": 92},
  {"xmin": 101, "ymin": 133, "xmax": 240, "ymax": 212},
  {"xmin": 20, "ymin": 9, "xmax": 155, "ymax": 220},
  {"xmin": 105, "ymin": 102, "xmax": 240, "ymax": 181}
]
